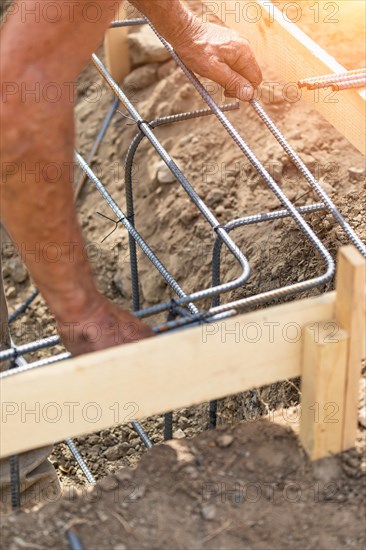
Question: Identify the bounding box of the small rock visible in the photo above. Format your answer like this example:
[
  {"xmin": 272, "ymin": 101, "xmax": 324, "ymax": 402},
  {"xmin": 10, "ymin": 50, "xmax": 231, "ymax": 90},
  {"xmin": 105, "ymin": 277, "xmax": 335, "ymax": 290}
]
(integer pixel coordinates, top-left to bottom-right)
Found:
[
  {"xmin": 103, "ymin": 444, "xmax": 124, "ymax": 461},
  {"xmin": 5, "ymin": 286, "xmax": 16, "ymax": 299},
  {"xmin": 157, "ymin": 164, "xmax": 177, "ymax": 185},
  {"xmin": 299, "ymin": 152, "xmax": 317, "ymax": 172},
  {"xmin": 177, "ymin": 416, "xmax": 190, "ymax": 430},
  {"xmin": 215, "ymin": 205, "xmax": 225, "ymax": 216},
  {"xmin": 104, "ymin": 436, "xmax": 117, "ymax": 446},
  {"xmin": 206, "ymin": 189, "xmax": 225, "ymax": 208},
  {"xmin": 180, "ymin": 209, "xmax": 198, "ymax": 226},
  {"xmin": 113, "ymin": 270, "xmax": 131, "ymax": 300},
  {"xmin": 88, "ymin": 444, "xmax": 102, "ymax": 457},
  {"xmin": 129, "ymin": 484, "xmax": 146, "ymax": 501},
  {"xmin": 115, "ymin": 470, "xmax": 132, "ymax": 483},
  {"xmin": 141, "ymin": 273, "xmax": 166, "ymax": 304},
  {"xmin": 216, "ymin": 434, "xmax": 234, "ymax": 448},
  {"xmin": 201, "ymin": 504, "xmax": 216, "ymax": 521},
  {"xmin": 348, "ymin": 166, "xmax": 366, "ymax": 181},
  {"xmin": 128, "ymin": 26, "xmax": 171, "ymax": 67},
  {"xmin": 157, "ymin": 60, "xmax": 177, "ymax": 80},
  {"xmin": 185, "ymin": 466, "xmax": 199, "ymax": 479},
  {"xmin": 124, "ymin": 64, "xmax": 158, "ymax": 91},
  {"xmin": 36, "ymin": 306, "xmax": 46, "ymax": 318},
  {"xmin": 173, "ymin": 429, "xmax": 186, "ymax": 440},
  {"xmin": 4, "ymin": 257, "xmax": 28, "ymax": 284},
  {"xmin": 358, "ymin": 407, "xmax": 366, "ymax": 428},
  {"xmin": 127, "ymin": 448, "xmax": 135, "ymax": 456},
  {"xmin": 319, "ymin": 178, "xmax": 334, "ymax": 195},
  {"xmin": 98, "ymin": 476, "xmax": 119, "ymax": 492}
]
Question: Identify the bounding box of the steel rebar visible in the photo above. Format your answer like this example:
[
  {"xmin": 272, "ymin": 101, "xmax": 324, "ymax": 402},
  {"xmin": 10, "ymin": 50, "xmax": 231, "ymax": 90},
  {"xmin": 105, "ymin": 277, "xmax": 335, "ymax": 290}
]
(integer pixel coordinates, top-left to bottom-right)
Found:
[
  {"xmin": 76, "ymin": 151, "xmax": 200, "ymax": 316},
  {"xmin": 251, "ymin": 98, "xmax": 366, "ymax": 257},
  {"xmin": 123, "ymin": 102, "xmax": 240, "ymax": 312},
  {"xmin": 74, "ymin": 96, "xmax": 120, "ymax": 199},
  {"xmin": 0, "ymin": 334, "xmax": 60, "ymax": 363},
  {"xmin": 66, "ymin": 439, "xmax": 96, "ymax": 484},
  {"xmin": 332, "ymin": 78, "xmax": 366, "ymax": 90},
  {"xmin": 298, "ymin": 68, "xmax": 366, "ymax": 87},
  {"xmin": 110, "ymin": 18, "xmax": 146, "ymax": 28},
  {"xmin": 302, "ymin": 74, "xmax": 366, "ymax": 90},
  {"xmin": 8, "ymin": 289, "xmax": 39, "ymax": 324}
]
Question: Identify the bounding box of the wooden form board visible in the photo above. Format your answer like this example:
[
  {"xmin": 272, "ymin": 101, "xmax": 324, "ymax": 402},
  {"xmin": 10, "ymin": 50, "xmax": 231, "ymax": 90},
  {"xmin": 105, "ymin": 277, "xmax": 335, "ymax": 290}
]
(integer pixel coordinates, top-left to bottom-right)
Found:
[
  {"xmin": 206, "ymin": 0, "xmax": 365, "ymax": 154},
  {"xmin": 0, "ymin": 291, "xmax": 338, "ymax": 458},
  {"xmin": 1, "ymin": 248, "xmax": 364, "ymax": 459}
]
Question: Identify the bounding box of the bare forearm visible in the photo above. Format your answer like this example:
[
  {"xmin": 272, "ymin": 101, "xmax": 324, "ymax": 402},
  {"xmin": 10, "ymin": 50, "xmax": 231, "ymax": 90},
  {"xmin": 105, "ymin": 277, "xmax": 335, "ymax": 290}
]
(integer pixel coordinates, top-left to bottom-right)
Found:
[
  {"xmin": 1, "ymin": 102, "xmax": 96, "ymax": 322},
  {"xmin": 0, "ymin": 1, "xmax": 120, "ymax": 322},
  {"xmin": 130, "ymin": 0, "xmax": 194, "ymax": 43},
  {"xmin": 131, "ymin": 0, "xmax": 262, "ymax": 99}
]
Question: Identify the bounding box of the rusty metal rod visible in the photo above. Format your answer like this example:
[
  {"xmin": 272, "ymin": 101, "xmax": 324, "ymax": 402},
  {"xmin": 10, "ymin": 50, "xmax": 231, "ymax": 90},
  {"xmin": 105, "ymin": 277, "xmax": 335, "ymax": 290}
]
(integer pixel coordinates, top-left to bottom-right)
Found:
[
  {"xmin": 298, "ymin": 68, "xmax": 366, "ymax": 87},
  {"xmin": 331, "ymin": 78, "xmax": 366, "ymax": 91}
]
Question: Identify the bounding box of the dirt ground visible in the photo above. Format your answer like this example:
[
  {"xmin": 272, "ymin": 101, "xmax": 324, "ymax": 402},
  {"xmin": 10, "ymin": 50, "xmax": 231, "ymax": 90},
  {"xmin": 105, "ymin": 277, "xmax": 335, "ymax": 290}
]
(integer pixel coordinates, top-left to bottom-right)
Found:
[
  {"xmin": 1, "ymin": 421, "xmax": 366, "ymax": 549},
  {"xmin": 1, "ymin": 1, "xmax": 365, "ymax": 548}
]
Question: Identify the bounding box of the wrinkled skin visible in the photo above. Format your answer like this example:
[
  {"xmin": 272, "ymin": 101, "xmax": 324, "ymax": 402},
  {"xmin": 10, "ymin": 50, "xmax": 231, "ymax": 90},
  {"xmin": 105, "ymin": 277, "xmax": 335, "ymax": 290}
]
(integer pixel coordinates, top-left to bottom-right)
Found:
[{"xmin": 0, "ymin": 0, "xmax": 261, "ymax": 356}]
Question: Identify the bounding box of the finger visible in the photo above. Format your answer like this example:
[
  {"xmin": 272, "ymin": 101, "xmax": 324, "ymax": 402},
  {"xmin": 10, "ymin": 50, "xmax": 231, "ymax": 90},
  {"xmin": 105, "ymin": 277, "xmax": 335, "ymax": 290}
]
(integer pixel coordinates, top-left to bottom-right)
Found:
[
  {"xmin": 216, "ymin": 62, "xmax": 255, "ymax": 101},
  {"xmin": 230, "ymin": 38, "xmax": 263, "ymax": 87}
]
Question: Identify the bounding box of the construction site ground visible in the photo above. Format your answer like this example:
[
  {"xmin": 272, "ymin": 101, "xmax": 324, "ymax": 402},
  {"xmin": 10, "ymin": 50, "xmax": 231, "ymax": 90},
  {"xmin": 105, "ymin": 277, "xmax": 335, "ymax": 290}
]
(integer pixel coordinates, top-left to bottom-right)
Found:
[{"xmin": 1, "ymin": 1, "xmax": 365, "ymax": 548}]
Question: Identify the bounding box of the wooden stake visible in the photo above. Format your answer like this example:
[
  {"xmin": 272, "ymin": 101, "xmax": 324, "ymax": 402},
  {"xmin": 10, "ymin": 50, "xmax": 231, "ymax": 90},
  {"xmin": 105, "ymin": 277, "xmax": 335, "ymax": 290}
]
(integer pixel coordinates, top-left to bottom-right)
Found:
[
  {"xmin": 104, "ymin": 2, "xmax": 131, "ymax": 84},
  {"xmin": 299, "ymin": 322, "xmax": 349, "ymax": 460},
  {"xmin": 334, "ymin": 246, "xmax": 366, "ymax": 450}
]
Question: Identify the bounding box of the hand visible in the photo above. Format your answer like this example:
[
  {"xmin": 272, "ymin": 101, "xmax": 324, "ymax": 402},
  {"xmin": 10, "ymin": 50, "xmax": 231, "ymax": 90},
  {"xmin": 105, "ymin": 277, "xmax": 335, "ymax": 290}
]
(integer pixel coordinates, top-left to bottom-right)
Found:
[
  {"xmin": 172, "ymin": 20, "xmax": 262, "ymax": 101},
  {"xmin": 57, "ymin": 295, "xmax": 154, "ymax": 356}
]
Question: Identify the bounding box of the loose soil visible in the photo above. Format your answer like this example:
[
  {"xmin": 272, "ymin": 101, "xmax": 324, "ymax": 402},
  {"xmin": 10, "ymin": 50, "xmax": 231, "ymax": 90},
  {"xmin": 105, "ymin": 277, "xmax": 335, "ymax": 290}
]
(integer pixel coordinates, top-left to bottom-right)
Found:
[
  {"xmin": 1, "ymin": 1, "xmax": 365, "ymax": 548},
  {"xmin": 1, "ymin": 421, "xmax": 366, "ymax": 550}
]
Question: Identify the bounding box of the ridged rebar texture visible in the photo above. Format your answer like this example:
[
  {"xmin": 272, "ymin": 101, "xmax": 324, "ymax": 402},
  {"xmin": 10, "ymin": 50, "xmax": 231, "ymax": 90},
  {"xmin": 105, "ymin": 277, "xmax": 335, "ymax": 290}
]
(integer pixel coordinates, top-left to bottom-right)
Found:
[
  {"xmin": 9, "ymin": 455, "xmax": 20, "ymax": 511},
  {"xmin": 8, "ymin": 289, "xmax": 39, "ymax": 324},
  {"xmin": 251, "ymin": 98, "xmax": 366, "ymax": 258},
  {"xmin": 66, "ymin": 529, "xmax": 84, "ymax": 550},
  {"xmin": 298, "ymin": 68, "xmax": 366, "ymax": 87},
  {"xmin": 332, "ymin": 78, "xmax": 366, "ymax": 91},
  {"xmin": 132, "ymin": 421, "xmax": 153, "ymax": 448},
  {"xmin": 302, "ymin": 74, "xmax": 366, "ymax": 90},
  {"xmin": 76, "ymin": 151, "xmax": 200, "ymax": 316},
  {"xmin": 0, "ymin": 335, "xmax": 60, "ymax": 363},
  {"xmin": 74, "ymin": 96, "xmax": 120, "ymax": 199},
  {"xmin": 164, "ymin": 412, "xmax": 173, "ymax": 440},
  {"xmin": 110, "ymin": 18, "xmax": 146, "ymax": 28},
  {"xmin": 212, "ymin": 203, "xmax": 327, "ymax": 303},
  {"xmin": 66, "ymin": 439, "xmax": 96, "ymax": 484},
  {"xmin": 123, "ymin": 103, "xmax": 240, "ymax": 312}
]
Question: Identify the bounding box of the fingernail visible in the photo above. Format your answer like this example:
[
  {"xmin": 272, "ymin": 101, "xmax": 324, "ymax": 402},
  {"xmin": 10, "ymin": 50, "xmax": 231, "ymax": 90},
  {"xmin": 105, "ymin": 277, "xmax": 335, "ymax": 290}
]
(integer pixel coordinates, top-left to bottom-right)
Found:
[{"xmin": 242, "ymin": 85, "xmax": 254, "ymax": 101}]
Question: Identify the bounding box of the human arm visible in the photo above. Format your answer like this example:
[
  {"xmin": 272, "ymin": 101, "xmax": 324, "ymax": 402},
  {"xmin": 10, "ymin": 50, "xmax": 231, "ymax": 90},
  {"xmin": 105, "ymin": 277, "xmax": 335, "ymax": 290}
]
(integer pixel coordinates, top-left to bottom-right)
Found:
[
  {"xmin": 0, "ymin": 1, "xmax": 154, "ymax": 355},
  {"xmin": 0, "ymin": 0, "xmax": 262, "ymax": 357},
  {"xmin": 130, "ymin": 0, "xmax": 262, "ymax": 100}
]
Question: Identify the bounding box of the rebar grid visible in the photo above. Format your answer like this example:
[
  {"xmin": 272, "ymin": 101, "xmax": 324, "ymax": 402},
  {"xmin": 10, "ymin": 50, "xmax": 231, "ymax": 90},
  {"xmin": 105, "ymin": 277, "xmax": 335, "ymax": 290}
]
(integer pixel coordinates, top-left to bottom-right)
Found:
[{"xmin": 1, "ymin": 17, "xmax": 366, "ymax": 499}]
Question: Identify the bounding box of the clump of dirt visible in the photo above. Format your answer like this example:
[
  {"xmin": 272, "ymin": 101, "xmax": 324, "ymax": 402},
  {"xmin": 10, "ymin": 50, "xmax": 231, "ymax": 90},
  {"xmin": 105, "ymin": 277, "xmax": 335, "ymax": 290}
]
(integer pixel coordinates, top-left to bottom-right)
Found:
[{"xmin": 1, "ymin": 421, "xmax": 365, "ymax": 549}]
